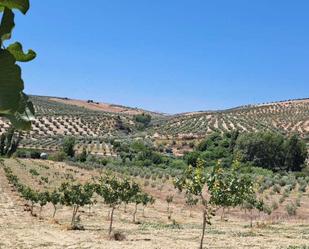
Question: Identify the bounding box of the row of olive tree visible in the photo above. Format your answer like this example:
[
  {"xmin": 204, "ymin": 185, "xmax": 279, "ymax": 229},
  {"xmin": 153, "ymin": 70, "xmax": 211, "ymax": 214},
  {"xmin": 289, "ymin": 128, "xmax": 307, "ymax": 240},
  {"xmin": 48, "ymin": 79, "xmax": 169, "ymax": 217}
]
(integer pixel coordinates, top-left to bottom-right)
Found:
[{"xmin": 2, "ymin": 164, "xmax": 154, "ymax": 234}]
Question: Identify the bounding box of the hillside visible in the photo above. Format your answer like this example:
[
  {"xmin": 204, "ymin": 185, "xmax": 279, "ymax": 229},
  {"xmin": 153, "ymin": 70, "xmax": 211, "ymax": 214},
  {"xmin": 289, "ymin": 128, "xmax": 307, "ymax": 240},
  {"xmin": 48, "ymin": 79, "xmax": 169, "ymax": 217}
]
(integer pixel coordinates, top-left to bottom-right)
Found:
[
  {"xmin": 154, "ymin": 99, "xmax": 309, "ymax": 138},
  {"xmin": 0, "ymin": 96, "xmax": 308, "ymax": 155}
]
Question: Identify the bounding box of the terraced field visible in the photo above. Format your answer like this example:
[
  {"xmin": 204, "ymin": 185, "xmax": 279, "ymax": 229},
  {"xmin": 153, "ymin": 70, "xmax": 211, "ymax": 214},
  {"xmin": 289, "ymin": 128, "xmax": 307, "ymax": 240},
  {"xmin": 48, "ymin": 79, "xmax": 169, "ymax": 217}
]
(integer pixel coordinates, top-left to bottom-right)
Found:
[{"xmin": 0, "ymin": 159, "xmax": 309, "ymax": 249}]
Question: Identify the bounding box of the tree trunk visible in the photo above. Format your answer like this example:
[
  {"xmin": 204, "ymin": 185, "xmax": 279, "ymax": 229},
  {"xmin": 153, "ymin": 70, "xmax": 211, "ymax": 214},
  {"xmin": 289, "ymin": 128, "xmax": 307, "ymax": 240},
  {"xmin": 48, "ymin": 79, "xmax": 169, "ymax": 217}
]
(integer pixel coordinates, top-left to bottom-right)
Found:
[
  {"xmin": 250, "ymin": 209, "xmax": 253, "ymax": 228},
  {"xmin": 167, "ymin": 203, "xmax": 171, "ymax": 220},
  {"xmin": 109, "ymin": 207, "xmax": 115, "ymax": 236},
  {"xmin": 221, "ymin": 207, "xmax": 225, "ymax": 221},
  {"xmin": 39, "ymin": 206, "xmax": 43, "ymax": 219},
  {"xmin": 200, "ymin": 209, "xmax": 207, "ymax": 249},
  {"xmin": 124, "ymin": 203, "xmax": 127, "ymax": 213},
  {"xmin": 30, "ymin": 202, "xmax": 34, "ymax": 216},
  {"xmin": 133, "ymin": 204, "xmax": 138, "ymax": 223},
  {"xmin": 52, "ymin": 205, "xmax": 57, "ymax": 218},
  {"xmin": 142, "ymin": 206, "xmax": 145, "ymax": 217},
  {"xmin": 71, "ymin": 206, "xmax": 79, "ymax": 227}
]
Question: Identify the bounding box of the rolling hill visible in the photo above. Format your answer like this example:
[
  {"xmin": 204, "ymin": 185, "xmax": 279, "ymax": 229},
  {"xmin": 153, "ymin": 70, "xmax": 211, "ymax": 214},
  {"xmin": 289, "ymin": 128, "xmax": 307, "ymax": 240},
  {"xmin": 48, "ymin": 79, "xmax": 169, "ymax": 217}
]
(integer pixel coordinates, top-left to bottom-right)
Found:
[{"xmin": 0, "ymin": 96, "xmax": 308, "ymax": 155}]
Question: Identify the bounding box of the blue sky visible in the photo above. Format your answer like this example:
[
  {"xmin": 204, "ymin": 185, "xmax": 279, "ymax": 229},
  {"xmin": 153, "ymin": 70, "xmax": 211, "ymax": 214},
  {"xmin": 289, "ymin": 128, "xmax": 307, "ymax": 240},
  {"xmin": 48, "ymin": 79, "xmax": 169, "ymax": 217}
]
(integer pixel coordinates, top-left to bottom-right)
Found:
[{"xmin": 12, "ymin": 0, "xmax": 309, "ymax": 113}]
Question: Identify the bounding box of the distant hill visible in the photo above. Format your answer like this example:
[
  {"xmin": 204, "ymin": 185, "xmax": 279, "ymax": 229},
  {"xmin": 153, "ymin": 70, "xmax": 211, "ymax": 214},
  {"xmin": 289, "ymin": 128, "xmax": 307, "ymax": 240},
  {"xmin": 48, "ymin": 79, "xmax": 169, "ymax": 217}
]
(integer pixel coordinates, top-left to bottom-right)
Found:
[
  {"xmin": 0, "ymin": 95, "xmax": 308, "ymax": 155},
  {"xmin": 154, "ymin": 98, "xmax": 309, "ymax": 138}
]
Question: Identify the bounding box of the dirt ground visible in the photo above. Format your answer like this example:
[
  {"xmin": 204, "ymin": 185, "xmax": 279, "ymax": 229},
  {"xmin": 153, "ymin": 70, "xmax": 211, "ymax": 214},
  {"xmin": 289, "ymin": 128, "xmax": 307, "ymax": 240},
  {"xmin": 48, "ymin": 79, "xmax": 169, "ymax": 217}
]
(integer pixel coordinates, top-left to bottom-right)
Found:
[{"xmin": 0, "ymin": 159, "xmax": 308, "ymax": 249}]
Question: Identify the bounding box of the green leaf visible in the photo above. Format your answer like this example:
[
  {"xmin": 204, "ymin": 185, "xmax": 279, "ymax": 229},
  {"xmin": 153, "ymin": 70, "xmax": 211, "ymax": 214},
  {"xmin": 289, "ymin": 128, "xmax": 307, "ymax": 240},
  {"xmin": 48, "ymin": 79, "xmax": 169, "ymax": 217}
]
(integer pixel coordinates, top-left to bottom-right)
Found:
[
  {"xmin": 0, "ymin": 50, "xmax": 34, "ymax": 130},
  {"xmin": 4, "ymin": 103, "xmax": 35, "ymax": 130},
  {"xmin": 0, "ymin": 0, "xmax": 29, "ymax": 14},
  {"xmin": 7, "ymin": 42, "xmax": 36, "ymax": 62},
  {"xmin": 0, "ymin": 49, "xmax": 23, "ymax": 114},
  {"xmin": 0, "ymin": 7, "xmax": 14, "ymax": 42}
]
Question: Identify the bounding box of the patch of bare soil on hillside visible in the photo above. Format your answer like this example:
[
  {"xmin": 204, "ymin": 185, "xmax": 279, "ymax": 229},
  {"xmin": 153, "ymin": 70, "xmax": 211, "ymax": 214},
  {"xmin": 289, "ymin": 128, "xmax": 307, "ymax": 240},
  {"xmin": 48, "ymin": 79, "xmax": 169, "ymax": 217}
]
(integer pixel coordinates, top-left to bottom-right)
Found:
[{"xmin": 49, "ymin": 98, "xmax": 143, "ymax": 115}]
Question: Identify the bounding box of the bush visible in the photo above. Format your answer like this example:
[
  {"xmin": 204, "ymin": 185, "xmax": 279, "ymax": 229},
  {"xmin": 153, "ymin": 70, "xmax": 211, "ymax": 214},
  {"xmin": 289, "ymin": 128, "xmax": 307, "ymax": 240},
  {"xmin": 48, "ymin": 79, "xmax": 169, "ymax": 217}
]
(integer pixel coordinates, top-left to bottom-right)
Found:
[
  {"xmin": 286, "ymin": 202, "xmax": 297, "ymax": 216},
  {"xmin": 29, "ymin": 169, "xmax": 39, "ymax": 176},
  {"xmin": 295, "ymin": 198, "xmax": 301, "ymax": 207},
  {"xmin": 272, "ymin": 185, "xmax": 281, "ymax": 194},
  {"xmin": 15, "ymin": 149, "xmax": 42, "ymax": 159},
  {"xmin": 271, "ymin": 201, "xmax": 279, "ymax": 210},
  {"xmin": 298, "ymin": 183, "xmax": 307, "ymax": 193},
  {"xmin": 62, "ymin": 137, "xmax": 76, "ymax": 157},
  {"xmin": 49, "ymin": 151, "xmax": 66, "ymax": 162},
  {"xmin": 279, "ymin": 196, "xmax": 285, "ymax": 204}
]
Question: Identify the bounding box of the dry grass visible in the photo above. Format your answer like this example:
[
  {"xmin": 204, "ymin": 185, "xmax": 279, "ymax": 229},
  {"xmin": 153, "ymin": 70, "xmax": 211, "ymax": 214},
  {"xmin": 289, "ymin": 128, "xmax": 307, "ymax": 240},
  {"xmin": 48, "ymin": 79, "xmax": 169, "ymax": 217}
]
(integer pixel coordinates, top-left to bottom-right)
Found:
[{"xmin": 0, "ymin": 159, "xmax": 309, "ymax": 249}]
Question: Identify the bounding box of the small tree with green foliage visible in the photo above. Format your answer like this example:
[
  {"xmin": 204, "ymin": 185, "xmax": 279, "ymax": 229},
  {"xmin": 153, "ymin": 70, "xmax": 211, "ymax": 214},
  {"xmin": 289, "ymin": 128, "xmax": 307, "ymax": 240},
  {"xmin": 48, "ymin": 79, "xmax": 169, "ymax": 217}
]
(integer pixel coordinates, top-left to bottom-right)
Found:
[
  {"xmin": 132, "ymin": 192, "xmax": 153, "ymax": 223},
  {"xmin": 142, "ymin": 194, "xmax": 155, "ymax": 217},
  {"xmin": 60, "ymin": 182, "xmax": 94, "ymax": 228},
  {"xmin": 95, "ymin": 175, "xmax": 125, "ymax": 235},
  {"xmin": 21, "ymin": 186, "xmax": 39, "ymax": 216},
  {"xmin": 37, "ymin": 191, "xmax": 49, "ymax": 219},
  {"xmin": 174, "ymin": 158, "xmax": 214, "ymax": 249},
  {"xmin": 49, "ymin": 190, "xmax": 61, "ymax": 218},
  {"xmin": 175, "ymin": 159, "xmax": 258, "ymax": 249}
]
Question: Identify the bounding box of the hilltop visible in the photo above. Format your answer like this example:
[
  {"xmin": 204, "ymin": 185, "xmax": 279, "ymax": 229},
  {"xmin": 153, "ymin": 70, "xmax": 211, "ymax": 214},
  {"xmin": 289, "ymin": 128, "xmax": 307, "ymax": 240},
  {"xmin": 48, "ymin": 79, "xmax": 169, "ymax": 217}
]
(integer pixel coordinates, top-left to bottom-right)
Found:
[{"xmin": 0, "ymin": 96, "xmax": 308, "ymax": 155}]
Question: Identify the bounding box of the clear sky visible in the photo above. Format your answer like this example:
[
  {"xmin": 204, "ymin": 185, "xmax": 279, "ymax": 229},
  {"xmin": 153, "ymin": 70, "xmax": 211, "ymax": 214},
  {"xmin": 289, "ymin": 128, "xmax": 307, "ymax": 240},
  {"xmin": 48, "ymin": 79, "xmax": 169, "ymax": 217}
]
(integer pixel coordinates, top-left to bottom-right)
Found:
[{"xmin": 12, "ymin": 0, "xmax": 309, "ymax": 114}]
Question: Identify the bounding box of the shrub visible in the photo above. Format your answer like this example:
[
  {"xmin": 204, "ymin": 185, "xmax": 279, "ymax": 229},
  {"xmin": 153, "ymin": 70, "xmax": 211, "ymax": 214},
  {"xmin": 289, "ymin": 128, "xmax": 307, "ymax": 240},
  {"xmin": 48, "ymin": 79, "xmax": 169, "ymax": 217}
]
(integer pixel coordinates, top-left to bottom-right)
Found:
[
  {"xmin": 49, "ymin": 151, "xmax": 66, "ymax": 162},
  {"xmin": 286, "ymin": 202, "xmax": 297, "ymax": 216},
  {"xmin": 295, "ymin": 198, "xmax": 301, "ymax": 207},
  {"xmin": 279, "ymin": 196, "xmax": 285, "ymax": 204},
  {"xmin": 298, "ymin": 183, "xmax": 307, "ymax": 193},
  {"xmin": 62, "ymin": 137, "xmax": 76, "ymax": 158},
  {"xmin": 29, "ymin": 169, "xmax": 39, "ymax": 176},
  {"xmin": 272, "ymin": 185, "xmax": 281, "ymax": 194},
  {"xmin": 271, "ymin": 200, "xmax": 279, "ymax": 210}
]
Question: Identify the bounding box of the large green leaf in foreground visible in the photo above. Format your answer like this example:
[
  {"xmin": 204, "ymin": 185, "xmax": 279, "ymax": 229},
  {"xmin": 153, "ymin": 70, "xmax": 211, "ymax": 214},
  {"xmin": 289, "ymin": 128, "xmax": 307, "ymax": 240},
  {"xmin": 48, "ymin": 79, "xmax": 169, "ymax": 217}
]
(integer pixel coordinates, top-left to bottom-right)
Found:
[
  {"xmin": 7, "ymin": 42, "xmax": 36, "ymax": 62},
  {"xmin": 0, "ymin": 49, "xmax": 23, "ymax": 114},
  {"xmin": 0, "ymin": 0, "xmax": 35, "ymax": 130},
  {"xmin": 0, "ymin": 0, "xmax": 29, "ymax": 14},
  {"xmin": 0, "ymin": 49, "xmax": 35, "ymax": 130},
  {"xmin": 0, "ymin": 7, "xmax": 14, "ymax": 41}
]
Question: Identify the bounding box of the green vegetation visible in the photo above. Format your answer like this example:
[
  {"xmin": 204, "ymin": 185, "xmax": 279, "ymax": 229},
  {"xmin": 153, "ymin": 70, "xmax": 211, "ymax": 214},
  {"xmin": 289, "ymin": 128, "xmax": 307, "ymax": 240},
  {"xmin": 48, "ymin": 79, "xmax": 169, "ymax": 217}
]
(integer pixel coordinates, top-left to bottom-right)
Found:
[
  {"xmin": 0, "ymin": 127, "xmax": 20, "ymax": 157},
  {"xmin": 0, "ymin": 0, "xmax": 35, "ymax": 130},
  {"xmin": 235, "ymin": 132, "xmax": 307, "ymax": 171},
  {"xmin": 62, "ymin": 136, "xmax": 76, "ymax": 158},
  {"xmin": 60, "ymin": 182, "xmax": 94, "ymax": 229},
  {"xmin": 185, "ymin": 131, "xmax": 307, "ymax": 172}
]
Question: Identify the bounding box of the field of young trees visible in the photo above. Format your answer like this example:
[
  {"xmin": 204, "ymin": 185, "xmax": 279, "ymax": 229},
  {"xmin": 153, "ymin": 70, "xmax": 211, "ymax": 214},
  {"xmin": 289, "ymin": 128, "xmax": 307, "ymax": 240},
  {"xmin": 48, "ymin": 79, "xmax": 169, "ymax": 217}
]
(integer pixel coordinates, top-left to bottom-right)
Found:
[{"xmin": 0, "ymin": 157, "xmax": 309, "ymax": 248}]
